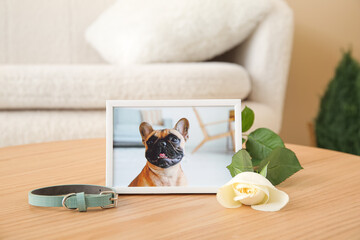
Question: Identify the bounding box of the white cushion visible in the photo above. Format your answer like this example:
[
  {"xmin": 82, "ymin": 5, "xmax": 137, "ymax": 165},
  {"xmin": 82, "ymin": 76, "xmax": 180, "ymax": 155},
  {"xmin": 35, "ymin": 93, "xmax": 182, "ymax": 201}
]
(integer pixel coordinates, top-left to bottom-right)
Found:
[
  {"xmin": 0, "ymin": 62, "xmax": 251, "ymax": 109},
  {"xmin": 85, "ymin": 0, "xmax": 271, "ymax": 64}
]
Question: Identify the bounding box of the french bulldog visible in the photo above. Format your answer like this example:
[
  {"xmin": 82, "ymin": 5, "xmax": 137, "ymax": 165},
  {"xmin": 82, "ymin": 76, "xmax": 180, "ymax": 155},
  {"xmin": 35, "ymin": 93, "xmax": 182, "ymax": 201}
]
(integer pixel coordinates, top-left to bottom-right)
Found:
[{"xmin": 129, "ymin": 118, "xmax": 189, "ymax": 187}]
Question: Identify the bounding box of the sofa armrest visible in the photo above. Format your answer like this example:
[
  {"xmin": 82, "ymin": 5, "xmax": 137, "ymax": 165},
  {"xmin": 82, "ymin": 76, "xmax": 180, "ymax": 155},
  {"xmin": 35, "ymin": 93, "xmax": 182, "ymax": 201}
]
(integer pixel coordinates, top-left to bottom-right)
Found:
[{"xmin": 232, "ymin": 0, "xmax": 294, "ymax": 130}]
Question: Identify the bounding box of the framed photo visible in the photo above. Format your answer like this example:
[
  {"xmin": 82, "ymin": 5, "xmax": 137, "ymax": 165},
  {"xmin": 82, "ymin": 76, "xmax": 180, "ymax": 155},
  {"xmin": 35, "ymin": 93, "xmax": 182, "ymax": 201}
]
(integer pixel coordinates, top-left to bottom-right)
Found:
[{"xmin": 106, "ymin": 99, "xmax": 242, "ymax": 194}]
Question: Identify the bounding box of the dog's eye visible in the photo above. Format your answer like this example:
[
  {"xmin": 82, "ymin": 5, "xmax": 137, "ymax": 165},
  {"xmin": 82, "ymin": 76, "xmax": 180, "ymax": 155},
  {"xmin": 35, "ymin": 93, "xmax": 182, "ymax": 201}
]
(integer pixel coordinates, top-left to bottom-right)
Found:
[{"xmin": 170, "ymin": 137, "xmax": 179, "ymax": 143}]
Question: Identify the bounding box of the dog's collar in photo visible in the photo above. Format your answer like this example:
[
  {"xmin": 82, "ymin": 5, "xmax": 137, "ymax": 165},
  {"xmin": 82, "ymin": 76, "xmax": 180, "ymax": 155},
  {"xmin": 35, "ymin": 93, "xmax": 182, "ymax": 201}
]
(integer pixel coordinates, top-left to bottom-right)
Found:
[{"xmin": 28, "ymin": 184, "xmax": 118, "ymax": 212}]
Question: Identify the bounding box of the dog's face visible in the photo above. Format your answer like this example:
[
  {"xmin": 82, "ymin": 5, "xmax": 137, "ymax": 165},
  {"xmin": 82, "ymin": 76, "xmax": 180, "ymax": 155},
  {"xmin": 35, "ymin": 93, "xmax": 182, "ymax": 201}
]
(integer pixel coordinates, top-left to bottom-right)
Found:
[{"xmin": 139, "ymin": 118, "xmax": 189, "ymax": 168}]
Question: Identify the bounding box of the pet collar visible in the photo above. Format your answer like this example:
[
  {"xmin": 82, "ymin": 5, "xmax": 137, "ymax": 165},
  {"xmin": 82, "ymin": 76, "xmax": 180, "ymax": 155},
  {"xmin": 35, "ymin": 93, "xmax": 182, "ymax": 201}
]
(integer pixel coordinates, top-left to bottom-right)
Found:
[{"xmin": 28, "ymin": 184, "xmax": 118, "ymax": 212}]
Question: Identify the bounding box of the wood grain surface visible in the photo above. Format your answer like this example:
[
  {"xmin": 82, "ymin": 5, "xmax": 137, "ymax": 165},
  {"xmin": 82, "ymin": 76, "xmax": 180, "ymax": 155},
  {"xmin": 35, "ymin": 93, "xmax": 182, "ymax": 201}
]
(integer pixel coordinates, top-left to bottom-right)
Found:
[{"xmin": 0, "ymin": 139, "xmax": 359, "ymax": 240}]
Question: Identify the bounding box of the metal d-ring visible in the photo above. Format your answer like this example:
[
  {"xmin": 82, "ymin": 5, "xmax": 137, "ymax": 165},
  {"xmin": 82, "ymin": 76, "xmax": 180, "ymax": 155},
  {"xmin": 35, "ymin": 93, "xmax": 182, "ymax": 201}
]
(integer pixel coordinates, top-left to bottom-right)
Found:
[{"xmin": 62, "ymin": 193, "xmax": 76, "ymax": 210}]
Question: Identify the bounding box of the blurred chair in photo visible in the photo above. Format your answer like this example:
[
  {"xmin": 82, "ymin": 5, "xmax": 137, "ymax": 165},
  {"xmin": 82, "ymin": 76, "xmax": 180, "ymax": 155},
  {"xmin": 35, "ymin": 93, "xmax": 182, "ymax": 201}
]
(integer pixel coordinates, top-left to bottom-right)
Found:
[{"xmin": 192, "ymin": 107, "xmax": 235, "ymax": 154}]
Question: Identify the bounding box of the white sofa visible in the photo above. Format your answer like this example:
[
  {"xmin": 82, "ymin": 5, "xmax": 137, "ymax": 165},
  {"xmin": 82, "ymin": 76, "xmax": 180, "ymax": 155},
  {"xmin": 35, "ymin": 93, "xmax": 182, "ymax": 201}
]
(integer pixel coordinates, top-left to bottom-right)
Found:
[{"xmin": 0, "ymin": 0, "xmax": 293, "ymax": 147}]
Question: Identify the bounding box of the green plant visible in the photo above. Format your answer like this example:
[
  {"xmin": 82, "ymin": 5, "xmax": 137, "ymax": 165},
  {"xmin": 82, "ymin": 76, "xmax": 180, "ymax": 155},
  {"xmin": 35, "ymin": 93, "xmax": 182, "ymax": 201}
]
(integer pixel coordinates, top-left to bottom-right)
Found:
[
  {"xmin": 315, "ymin": 51, "xmax": 360, "ymax": 155},
  {"xmin": 227, "ymin": 106, "xmax": 303, "ymax": 185}
]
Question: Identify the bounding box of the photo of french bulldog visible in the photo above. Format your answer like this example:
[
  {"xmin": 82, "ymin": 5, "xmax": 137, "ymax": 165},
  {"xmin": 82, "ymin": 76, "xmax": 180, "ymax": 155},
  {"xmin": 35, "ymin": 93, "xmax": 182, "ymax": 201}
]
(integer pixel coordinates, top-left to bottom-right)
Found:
[
  {"xmin": 129, "ymin": 118, "xmax": 189, "ymax": 187},
  {"xmin": 112, "ymin": 105, "xmax": 238, "ymax": 191}
]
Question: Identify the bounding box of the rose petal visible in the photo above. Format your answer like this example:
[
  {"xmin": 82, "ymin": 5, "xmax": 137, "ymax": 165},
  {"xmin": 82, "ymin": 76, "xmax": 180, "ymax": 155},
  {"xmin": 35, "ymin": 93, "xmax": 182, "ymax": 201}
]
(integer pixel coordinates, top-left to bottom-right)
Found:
[
  {"xmin": 251, "ymin": 187, "xmax": 289, "ymax": 212},
  {"xmin": 216, "ymin": 184, "xmax": 242, "ymax": 208},
  {"xmin": 253, "ymin": 184, "xmax": 270, "ymax": 205},
  {"xmin": 232, "ymin": 183, "xmax": 269, "ymax": 205},
  {"xmin": 228, "ymin": 172, "xmax": 276, "ymax": 189},
  {"xmin": 234, "ymin": 188, "xmax": 265, "ymax": 205}
]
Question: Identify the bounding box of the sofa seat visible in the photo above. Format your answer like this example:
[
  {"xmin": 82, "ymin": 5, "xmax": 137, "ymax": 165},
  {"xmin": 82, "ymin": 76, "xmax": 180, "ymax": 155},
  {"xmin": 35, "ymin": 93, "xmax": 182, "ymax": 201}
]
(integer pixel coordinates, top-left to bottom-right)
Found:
[
  {"xmin": 0, "ymin": 101, "xmax": 277, "ymax": 147},
  {"xmin": 0, "ymin": 62, "xmax": 251, "ymax": 109}
]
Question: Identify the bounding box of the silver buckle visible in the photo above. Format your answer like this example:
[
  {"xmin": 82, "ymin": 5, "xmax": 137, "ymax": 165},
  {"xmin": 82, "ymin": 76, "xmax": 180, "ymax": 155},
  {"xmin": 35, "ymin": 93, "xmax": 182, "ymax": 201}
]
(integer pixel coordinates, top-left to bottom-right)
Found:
[
  {"xmin": 62, "ymin": 193, "xmax": 77, "ymax": 210},
  {"xmin": 100, "ymin": 191, "xmax": 118, "ymax": 208}
]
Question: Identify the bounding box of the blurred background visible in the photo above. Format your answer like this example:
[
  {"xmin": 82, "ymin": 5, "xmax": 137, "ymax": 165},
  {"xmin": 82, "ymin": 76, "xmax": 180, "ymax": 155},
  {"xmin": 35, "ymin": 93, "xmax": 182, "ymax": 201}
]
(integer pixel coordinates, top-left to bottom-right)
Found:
[
  {"xmin": 0, "ymin": 0, "xmax": 359, "ymax": 154},
  {"xmin": 280, "ymin": 0, "xmax": 360, "ymax": 146}
]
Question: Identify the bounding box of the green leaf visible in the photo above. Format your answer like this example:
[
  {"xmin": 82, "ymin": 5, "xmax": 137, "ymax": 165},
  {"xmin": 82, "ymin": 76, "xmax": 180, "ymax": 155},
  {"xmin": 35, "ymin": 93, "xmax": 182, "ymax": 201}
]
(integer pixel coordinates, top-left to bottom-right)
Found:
[
  {"xmin": 259, "ymin": 162, "xmax": 268, "ymax": 177},
  {"xmin": 242, "ymin": 106, "xmax": 255, "ymax": 132},
  {"xmin": 227, "ymin": 150, "xmax": 253, "ymax": 177},
  {"xmin": 246, "ymin": 128, "xmax": 285, "ymax": 165},
  {"xmin": 258, "ymin": 147, "xmax": 303, "ymax": 185},
  {"xmin": 251, "ymin": 158, "xmax": 262, "ymax": 168},
  {"xmin": 242, "ymin": 138, "xmax": 246, "ymax": 144}
]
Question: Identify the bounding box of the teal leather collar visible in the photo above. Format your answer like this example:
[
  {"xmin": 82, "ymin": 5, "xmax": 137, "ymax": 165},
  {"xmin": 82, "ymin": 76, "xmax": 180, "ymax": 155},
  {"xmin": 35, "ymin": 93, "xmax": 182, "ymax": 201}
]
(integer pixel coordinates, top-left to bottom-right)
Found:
[{"xmin": 28, "ymin": 184, "xmax": 118, "ymax": 212}]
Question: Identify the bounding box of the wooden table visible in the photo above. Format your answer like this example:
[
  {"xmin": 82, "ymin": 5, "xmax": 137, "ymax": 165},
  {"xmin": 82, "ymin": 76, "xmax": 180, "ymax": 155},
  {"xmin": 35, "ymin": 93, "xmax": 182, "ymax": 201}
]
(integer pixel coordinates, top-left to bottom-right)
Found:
[{"xmin": 1, "ymin": 139, "xmax": 360, "ymax": 239}]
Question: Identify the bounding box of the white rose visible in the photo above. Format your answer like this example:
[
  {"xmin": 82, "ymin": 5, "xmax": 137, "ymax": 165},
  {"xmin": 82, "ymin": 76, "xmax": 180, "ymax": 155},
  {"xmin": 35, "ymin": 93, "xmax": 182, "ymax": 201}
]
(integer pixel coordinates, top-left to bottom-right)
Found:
[{"xmin": 216, "ymin": 172, "xmax": 289, "ymax": 212}]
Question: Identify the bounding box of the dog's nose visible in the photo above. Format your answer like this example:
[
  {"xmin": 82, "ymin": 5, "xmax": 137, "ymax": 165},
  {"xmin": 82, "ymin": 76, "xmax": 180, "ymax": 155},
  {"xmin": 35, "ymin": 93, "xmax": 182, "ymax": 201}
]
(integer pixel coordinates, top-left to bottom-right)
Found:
[{"xmin": 159, "ymin": 141, "xmax": 166, "ymax": 147}]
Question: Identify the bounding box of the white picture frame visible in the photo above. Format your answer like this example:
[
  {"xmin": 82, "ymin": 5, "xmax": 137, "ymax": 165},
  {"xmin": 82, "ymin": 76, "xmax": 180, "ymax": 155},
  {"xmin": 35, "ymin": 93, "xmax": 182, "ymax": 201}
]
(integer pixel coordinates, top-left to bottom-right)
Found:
[{"xmin": 106, "ymin": 99, "xmax": 242, "ymax": 194}]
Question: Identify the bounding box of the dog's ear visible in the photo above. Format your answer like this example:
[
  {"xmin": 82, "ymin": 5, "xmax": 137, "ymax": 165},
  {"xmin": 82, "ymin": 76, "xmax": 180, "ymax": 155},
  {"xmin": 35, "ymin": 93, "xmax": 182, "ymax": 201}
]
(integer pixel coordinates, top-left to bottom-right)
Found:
[
  {"xmin": 174, "ymin": 118, "xmax": 190, "ymax": 141},
  {"xmin": 139, "ymin": 122, "xmax": 154, "ymax": 144}
]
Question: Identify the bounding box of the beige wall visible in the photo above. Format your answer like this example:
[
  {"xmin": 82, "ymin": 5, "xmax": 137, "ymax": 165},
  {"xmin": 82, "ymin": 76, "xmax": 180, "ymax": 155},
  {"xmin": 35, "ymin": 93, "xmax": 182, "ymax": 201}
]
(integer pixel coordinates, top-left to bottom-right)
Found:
[{"xmin": 280, "ymin": 0, "xmax": 360, "ymax": 146}]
